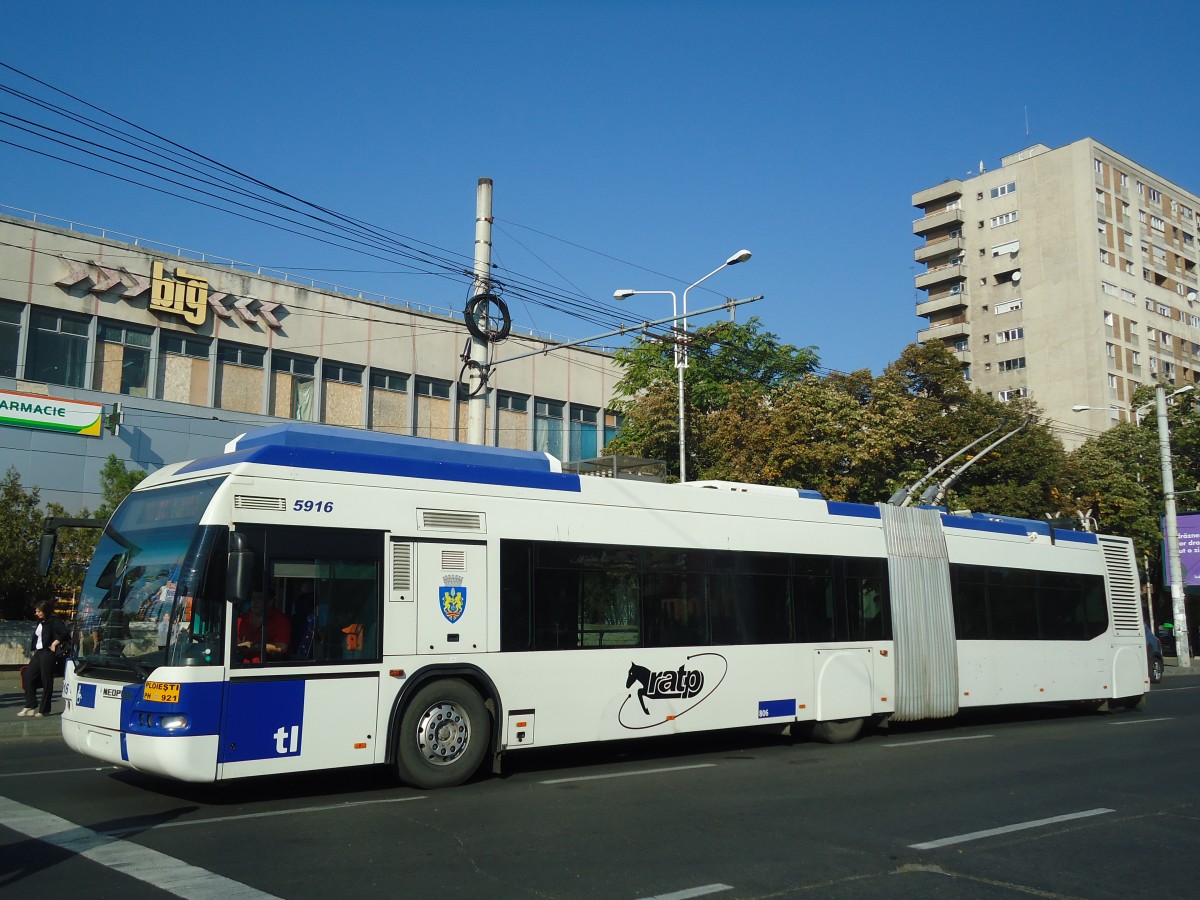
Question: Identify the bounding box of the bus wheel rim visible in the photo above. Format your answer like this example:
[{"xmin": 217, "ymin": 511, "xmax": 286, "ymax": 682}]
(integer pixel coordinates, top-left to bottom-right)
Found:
[{"xmin": 415, "ymin": 701, "xmax": 470, "ymax": 766}]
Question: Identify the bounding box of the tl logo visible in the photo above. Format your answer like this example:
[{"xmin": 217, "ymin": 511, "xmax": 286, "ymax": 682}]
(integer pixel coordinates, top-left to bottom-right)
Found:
[
  {"xmin": 439, "ymin": 586, "xmax": 466, "ymax": 623},
  {"xmin": 273, "ymin": 724, "xmax": 302, "ymax": 756}
]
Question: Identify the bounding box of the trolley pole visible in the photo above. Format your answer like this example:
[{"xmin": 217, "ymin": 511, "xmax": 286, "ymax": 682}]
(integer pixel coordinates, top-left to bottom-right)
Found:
[{"xmin": 468, "ymin": 178, "xmax": 493, "ymax": 445}]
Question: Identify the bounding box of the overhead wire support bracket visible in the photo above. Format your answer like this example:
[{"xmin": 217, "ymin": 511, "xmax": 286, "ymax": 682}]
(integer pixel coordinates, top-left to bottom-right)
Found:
[{"xmin": 490, "ymin": 295, "xmax": 763, "ymax": 367}]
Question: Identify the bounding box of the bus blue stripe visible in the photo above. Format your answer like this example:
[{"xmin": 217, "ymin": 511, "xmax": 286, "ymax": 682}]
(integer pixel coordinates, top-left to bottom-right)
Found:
[
  {"xmin": 826, "ymin": 501, "xmax": 881, "ymax": 519},
  {"xmin": 178, "ymin": 444, "xmax": 583, "ymax": 492},
  {"xmin": 942, "ymin": 516, "xmax": 1027, "ymax": 536},
  {"xmin": 1053, "ymin": 529, "xmax": 1098, "ymax": 544}
]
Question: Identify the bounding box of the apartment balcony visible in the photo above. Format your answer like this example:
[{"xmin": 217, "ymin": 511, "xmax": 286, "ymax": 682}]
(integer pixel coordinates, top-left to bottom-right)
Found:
[
  {"xmin": 915, "ymin": 260, "xmax": 966, "ymax": 291},
  {"xmin": 916, "ymin": 291, "xmax": 968, "ymax": 318},
  {"xmin": 914, "ymin": 236, "xmax": 965, "ymax": 264},
  {"xmin": 912, "ymin": 179, "xmax": 963, "ymax": 209},
  {"xmin": 917, "ymin": 319, "xmax": 972, "ymax": 345},
  {"xmin": 913, "ymin": 204, "xmax": 964, "ymax": 236}
]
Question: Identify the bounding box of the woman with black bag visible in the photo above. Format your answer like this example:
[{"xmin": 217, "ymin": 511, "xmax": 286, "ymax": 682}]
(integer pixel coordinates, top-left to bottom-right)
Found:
[{"xmin": 19, "ymin": 599, "xmax": 70, "ymax": 718}]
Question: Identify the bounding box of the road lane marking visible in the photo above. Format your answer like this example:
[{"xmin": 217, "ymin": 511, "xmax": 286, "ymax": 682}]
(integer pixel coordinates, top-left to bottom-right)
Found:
[
  {"xmin": 635, "ymin": 884, "xmax": 734, "ymax": 900},
  {"xmin": 0, "ymin": 765, "xmax": 119, "ymax": 779},
  {"xmin": 883, "ymin": 735, "xmax": 994, "ymax": 748},
  {"xmin": 1107, "ymin": 717, "xmax": 1173, "ymax": 726},
  {"xmin": 540, "ymin": 763, "xmax": 716, "ymax": 785},
  {"xmin": 909, "ymin": 808, "xmax": 1115, "ymax": 850},
  {"xmin": 102, "ymin": 796, "xmax": 427, "ymax": 834},
  {"xmin": 0, "ymin": 795, "xmax": 278, "ymax": 899},
  {"xmin": 1152, "ymin": 684, "xmax": 1200, "ymax": 691}
]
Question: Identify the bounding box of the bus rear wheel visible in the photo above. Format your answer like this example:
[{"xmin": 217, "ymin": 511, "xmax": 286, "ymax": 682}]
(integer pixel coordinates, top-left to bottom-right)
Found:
[
  {"xmin": 396, "ymin": 679, "xmax": 489, "ymax": 789},
  {"xmin": 809, "ymin": 717, "xmax": 865, "ymax": 744}
]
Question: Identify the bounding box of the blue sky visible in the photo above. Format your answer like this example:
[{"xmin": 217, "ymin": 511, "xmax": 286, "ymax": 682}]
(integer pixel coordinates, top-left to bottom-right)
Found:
[{"xmin": 4, "ymin": 0, "xmax": 1200, "ymax": 375}]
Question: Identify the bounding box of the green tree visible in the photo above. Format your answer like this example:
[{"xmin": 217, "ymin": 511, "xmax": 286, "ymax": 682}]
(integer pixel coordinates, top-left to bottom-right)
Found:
[
  {"xmin": 94, "ymin": 454, "xmax": 146, "ymax": 521},
  {"xmin": 1062, "ymin": 422, "xmax": 1158, "ymax": 556},
  {"xmin": 0, "ymin": 467, "xmax": 48, "ymax": 619},
  {"xmin": 607, "ymin": 317, "xmax": 819, "ymax": 479},
  {"xmin": 43, "ymin": 500, "xmax": 101, "ymax": 612}
]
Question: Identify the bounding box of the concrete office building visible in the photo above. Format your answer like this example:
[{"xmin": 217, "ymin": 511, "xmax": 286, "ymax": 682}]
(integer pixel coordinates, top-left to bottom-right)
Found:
[
  {"xmin": 0, "ymin": 208, "xmax": 623, "ymax": 511},
  {"xmin": 912, "ymin": 139, "xmax": 1200, "ymax": 448}
]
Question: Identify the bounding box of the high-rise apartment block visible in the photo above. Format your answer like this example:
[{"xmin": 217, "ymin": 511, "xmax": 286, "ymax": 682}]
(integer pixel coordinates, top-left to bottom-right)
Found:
[{"xmin": 912, "ymin": 138, "xmax": 1200, "ymax": 448}]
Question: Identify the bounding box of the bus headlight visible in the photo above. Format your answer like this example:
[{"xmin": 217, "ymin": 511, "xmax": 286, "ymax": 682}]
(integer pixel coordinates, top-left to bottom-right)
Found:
[{"xmin": 160, "ymin": 715, "xmax": 188, "ymax": 731}]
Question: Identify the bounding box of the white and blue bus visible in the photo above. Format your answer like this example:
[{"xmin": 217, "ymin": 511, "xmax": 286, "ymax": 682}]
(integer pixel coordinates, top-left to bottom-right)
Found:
[{"xmin": 59, "ymin": 424, "xmax": 1148, "ymax": 789}]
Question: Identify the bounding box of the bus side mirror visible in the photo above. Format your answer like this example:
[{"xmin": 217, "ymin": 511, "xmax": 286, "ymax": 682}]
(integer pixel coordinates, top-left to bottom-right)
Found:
[
  {"xmin": 226, "ymin": 532, "xmax": 254, "ymax": 604},
  {"xmin": 38, "ymin": 533, "xmax": 56, "ymax": 577}
]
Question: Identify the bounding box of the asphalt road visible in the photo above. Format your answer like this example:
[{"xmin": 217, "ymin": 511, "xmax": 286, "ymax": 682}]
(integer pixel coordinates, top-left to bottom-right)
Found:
[{"xmin": 1, "ymin": 674, "xmax": 1197, "ymax": 899}]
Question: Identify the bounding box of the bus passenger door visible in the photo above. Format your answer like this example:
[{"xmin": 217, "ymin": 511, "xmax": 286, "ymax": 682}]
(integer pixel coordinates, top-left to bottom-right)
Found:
[
  {"xmin": 416, "ymin": 542, "xmax": 487, "ymax": 654},
  {"xmin": 217, "ymin": 524, "xmax": 385, "ymax": 777}
]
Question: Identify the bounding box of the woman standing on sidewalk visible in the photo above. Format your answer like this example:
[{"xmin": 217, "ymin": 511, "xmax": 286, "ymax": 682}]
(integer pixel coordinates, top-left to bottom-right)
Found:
[{"xmin": 19, "ymin": 600, "xmax": 69, "ymax": 717}]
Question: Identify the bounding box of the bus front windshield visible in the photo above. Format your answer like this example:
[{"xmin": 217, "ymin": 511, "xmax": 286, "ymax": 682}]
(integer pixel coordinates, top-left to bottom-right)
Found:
[{"xmin": 74, "ymin": 477, "xmax": 226, "ymax": 679}]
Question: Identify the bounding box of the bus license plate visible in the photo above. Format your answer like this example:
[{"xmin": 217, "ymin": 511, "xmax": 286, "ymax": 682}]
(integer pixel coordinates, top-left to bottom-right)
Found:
[{"xmin": 144, "ymin": 681, "xmax": 181, "ymax": 703}]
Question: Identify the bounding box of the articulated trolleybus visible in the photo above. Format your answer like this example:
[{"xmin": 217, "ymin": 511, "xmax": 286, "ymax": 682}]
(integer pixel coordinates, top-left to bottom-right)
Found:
[{"xmin": 61, "ymin": 424, "xmax": 1148, "ymax": 789}]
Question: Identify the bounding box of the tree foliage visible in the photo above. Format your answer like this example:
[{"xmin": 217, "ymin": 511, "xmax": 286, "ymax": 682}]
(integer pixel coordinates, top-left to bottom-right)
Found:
[
  {"xmin": 609, "ymin": 338, "xmax": 1066, "ymax": 516},
  {"xmin": 0, "ymin": 454, "xmax": 146, "ymax": 619},
  {"xmin": 0, "ymin": 467, "xmax": 47, "ymax": 619},
  {"xmin": 606, "ymin": 317, "xmax": 819, "ymax": 478}
]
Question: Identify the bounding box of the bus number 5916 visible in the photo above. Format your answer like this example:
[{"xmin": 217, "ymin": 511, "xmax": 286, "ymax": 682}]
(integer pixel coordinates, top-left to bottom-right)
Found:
[{"xmin": 293, "ymin": 499, "xmax": 333, "ymax": 512}]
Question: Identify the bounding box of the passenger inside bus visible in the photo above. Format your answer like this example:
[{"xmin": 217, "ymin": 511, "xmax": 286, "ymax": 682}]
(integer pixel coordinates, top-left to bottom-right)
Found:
[{"xmin": 236, "ymin": 591, "xmax": 291, "ymax": 663}]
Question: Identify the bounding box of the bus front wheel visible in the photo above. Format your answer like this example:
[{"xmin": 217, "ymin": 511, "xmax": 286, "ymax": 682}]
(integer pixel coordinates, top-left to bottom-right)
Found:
[
  {"xmin": 810, "ymin": 717, "xmax": 865, "ymax": 744},
  {"xmin": 395, "ymin": 679, "xmax": 490, "ymax": 789}
]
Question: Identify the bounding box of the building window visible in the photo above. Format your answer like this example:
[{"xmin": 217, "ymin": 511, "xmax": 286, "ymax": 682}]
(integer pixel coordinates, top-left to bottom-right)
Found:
[
  {"xmin": 1151, "ymin": 216, "xmax": 1165, "ymax": 232},
  {"xmin": 324, "ymin": 362, "xmax": 362, "ymax": 384},
  {"xmin": 369, "ymin": 369, "xmax": 409, "ymax": 435},
  {"xmin": 998, "ymin": 357, "xmax": 1026, "ymax": 372},
  {"xmin": 0, "ymin": 300, "xmax": 22, "ymax": 379},
  {"xmin": 1099, "ymin": 249, "xmax": 1110, "ymax": 264},
  {"xmin": 1101, "ymin": 282, "xmax": 1118, "ymax": 297},
  {"xmin": 496, "ymin": 391, "xmax": 530, "ymax": 450},
  {"xmin": 996, "ymin": 328, "xmax": 1024, "ymax": 344},
  {"xmin": 994, "ymin": 299, "xmax": 1023, "ymax": 314},
  {"xmin": 323, "ymin": 361, "xmax": 363, "ymax": 428},
  {"xmin": 1120, "ymin": 173, "xmax": 1129, "ymax": 187},
  {"xmin": 1093, "ymin": 159, "xmax": 1103, "ymax": 174},
  {"xmin": 991, "ymin": 182, "xmax": 1017, "ymax": 198},
  {"xmin": 271, "ymin": 353, "xmax": 316, "ymax": 422},
  {"xmin": 568, "ymin": 405, "xmax": 599, "ymax": 462},
  {"xmin": 370, "ymin": 370, "xmax": 408, "ymax": 392},
  {"xmin": 534, "ymin": 398, "xmax": 564, "ymax": 459},
  {"xmin": 1149, "ymin": 187, "xmax": 1162, "ymax": 203},
  {"xmin": 992, "ymin": 240, "xmax": 1020, "ymax": 256},
  {"xmin": 217, "ymin": 341, "xmax": 267, "ymax": 415},
  {"xmin": 97, "ymin": 322, "xmax": 152, "ymax": 397},
  {"xmin": 604, "ymin": 411, "xmax": 622, "ymax": 449},
  {"xmin": 990, "ymin": 211, "xmax": 1018, "ymax": 228},
  {"xmin": 159, "ymin": 331, "xmax": 211, "ymax": 405},
  {"xmin": 998, "ymin": 388, "xmax": 1028, "ymax": 401},
  {"xmin": 1106, "ymin": 343, "xmax": 1116, "ymax": 358},
  {"xmin": 218, "ymin": 342, "xmax": 266, "ymax": 368},
  {"xmin": 27, "ymin": 309, "xmax": 89, "ymax": 387},
  {"xmin": 414, "ymin": 376, "xmax": 452, "ymax": 440}
]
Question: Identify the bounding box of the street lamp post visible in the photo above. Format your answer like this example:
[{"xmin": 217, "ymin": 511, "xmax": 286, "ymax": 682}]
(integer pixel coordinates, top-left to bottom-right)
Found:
[
  {"xmin": 614, "ymin": 249, "xmax": 751, "ymax": 482},
  {"xmin": 1076, "ymin": 383, "xmax": 1194, "ymax": 667}
]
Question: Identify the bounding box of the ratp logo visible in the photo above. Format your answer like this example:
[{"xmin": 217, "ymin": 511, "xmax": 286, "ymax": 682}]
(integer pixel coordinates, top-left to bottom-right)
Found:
[{"xmin": 439, "ymin": 586, "xmax": 466, "ymax": 623}]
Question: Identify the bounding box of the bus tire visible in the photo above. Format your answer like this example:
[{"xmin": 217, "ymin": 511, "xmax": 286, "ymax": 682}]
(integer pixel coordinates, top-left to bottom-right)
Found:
[
  {"xmin": 810, "ymin": 717, "xmax": 865, "ymax": 744},
  {"xmin": 395, "ymin": 679, "xmax": 490, "ymax": 789}
]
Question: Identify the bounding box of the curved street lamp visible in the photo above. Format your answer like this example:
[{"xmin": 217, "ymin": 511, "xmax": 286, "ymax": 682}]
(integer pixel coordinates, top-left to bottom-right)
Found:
[{"xmin": 614, "ymin": 249, "xmax": 752, "ymax": 482}]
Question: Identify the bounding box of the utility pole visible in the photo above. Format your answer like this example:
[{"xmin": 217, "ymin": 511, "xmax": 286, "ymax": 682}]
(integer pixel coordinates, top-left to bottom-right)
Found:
[
  {"xmin": 468, "ymin": 178, "xmax": 493, "ymax": 445},
  {"xmin": 1156, "ymin": 383, "xmax": 1191, "ymax": 667}
]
